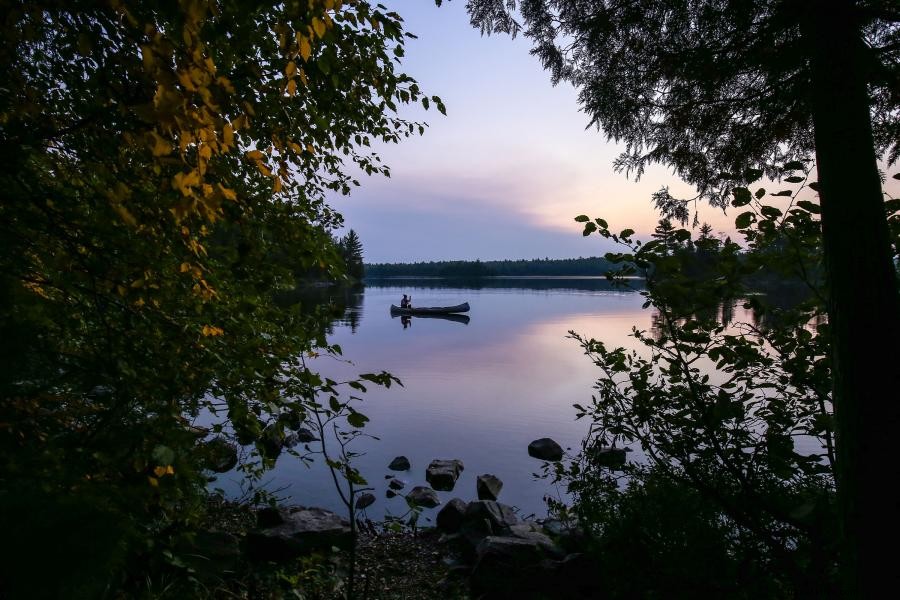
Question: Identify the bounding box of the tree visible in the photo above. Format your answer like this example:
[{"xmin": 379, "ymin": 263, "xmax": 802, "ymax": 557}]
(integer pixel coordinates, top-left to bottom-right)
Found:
[
  {"xmin": 339, "ymin": 228, "xmax": 366, "ymax": 280},
  {"xmin": 0, "ymin": 0, "xmax": 436, "ymax": 595},
  {"xmin": 467, "ymin": 0, "xmax": 900, "ymax": 592}
]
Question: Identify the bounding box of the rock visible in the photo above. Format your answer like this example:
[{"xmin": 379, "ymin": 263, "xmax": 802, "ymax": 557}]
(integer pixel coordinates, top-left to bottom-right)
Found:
[
  {"xmin": 256, "ymin": 506, "xmax": 287, "ymax": 528},
  {"xmin": 508, "ymin": 523, "xmax": 564, "ymax": 558},
  {"xmin": 388, "ymin": 478, "xmax": 406, "ymax": 490},
  {"xmin": 260, "ymin": 424, "xmax": 286, "ymax": 459},
  {"xmin": 388, "ymin": 456, "xmax": 411, "ymax": 471},
  {"xmin": 247, "ymin": 507, "xmax": 351, "ymax": 561},
  {"xmin": 386, "ymin": 489, "xmax": 397, "ymax": 499},
  {"xmin": 406, "ymin": 486, "xmax": 441, "ymax": 508},
  {"xmin": 296, "ymin": 427, "xmax": 319, "ymax": 443},
  {"xmin": 355, "ymin": 493, "xmax": 375, "ymax": 510},
  {"xmin": 470, "ymin": 536, "xmax": 558, "ymax": 597},
  {"xmin": 436, "ymin": 498, "xmax": 468, "ymax": 533},
  {"xmin": 426, "ymin": 459, "xmax": 464, "ymax": 491},
  {"xmin": 202, "ymin": 437, "xmax": 238, "ymax": 473},
  {"xmin": 463, "ymin": 500, "xmax": 518, "ymax": 536},
  {"xmin": 591, "ymin": 446, "xmax": 628, "ymax": 468},
  {"xmin": 476, "ymin": 474, "xmax": 503, "ymax": 501},
  {"xmin": 539, "ymin": 517, "xmax": 586, "ymax": 551},
  {"xmin": 527, "ymin": 437, "xmax": 564, "ymax": 461}
]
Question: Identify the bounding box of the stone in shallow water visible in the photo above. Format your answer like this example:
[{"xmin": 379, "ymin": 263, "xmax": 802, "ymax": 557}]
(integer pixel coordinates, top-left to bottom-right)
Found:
[
  {"xmin": 388, "ymin": 456, "xmax": 411, "ymax": 471},
  {"xmin": 202, "ymin": 437, "xmax": 238, "ymax": 473},
  {"xmin": 388, "ymin": 478, "xmax": 406, "ymax": 490},
  {"xmin": 476, "ymin": 474, "xmax": 503, "ymax": 501},
  {"xmin": 426, "ymin": 459, "xmax": 464, "ymax": 491},
  {"xmin": 407, "ymin": 486, "xmax": 441, "ymax": 508},
  {"xmin": 527, "ymin": 438, "xmax": 564, "ymax": 461},
  {"xmin": 356, "ymin": 493, "xmax": 376, "ymax": 510}
]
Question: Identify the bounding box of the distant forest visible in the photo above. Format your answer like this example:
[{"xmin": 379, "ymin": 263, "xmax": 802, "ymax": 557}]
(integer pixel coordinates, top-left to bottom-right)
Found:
[{"xmin": 364, "ymin": 256, "xmax": 621, "ymax": 278}]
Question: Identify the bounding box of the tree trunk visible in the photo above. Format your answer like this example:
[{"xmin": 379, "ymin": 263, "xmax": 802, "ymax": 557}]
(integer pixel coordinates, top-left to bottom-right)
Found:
[{"xmin": 802, "ymin": 1, "xmax": 900, "ymax": 595}]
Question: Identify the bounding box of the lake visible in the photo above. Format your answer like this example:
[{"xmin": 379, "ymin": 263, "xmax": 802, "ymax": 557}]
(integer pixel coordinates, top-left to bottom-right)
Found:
[{"xmin": 214, "ymin": 278, "xmax": 654, "ymax": 522}]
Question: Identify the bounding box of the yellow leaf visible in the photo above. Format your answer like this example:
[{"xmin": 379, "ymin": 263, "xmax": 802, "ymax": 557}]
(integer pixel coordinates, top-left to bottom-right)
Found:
[
  {"xmin": 149, "ymin": 131, "xmax": 172, "ymax": 156},
  {"xmin": 306, "ymin": 144, "xmax": 314, "ymax": 154},
  {"xmin": 199, "ymin": 144, "xmax": 212, "ymax": 160},
  {"xmin": 222, "ymin": 123, "xmax": 234, "ymax": 149},
  {"xmin": 113, "ymin": 204, "xmax": 138, "ymax": 227},
  {"xmin": 285, "ymin": 60, "xmax": 297, "ymax": 78},
  {"xmin": 273, "ymin": 177, "xmax": 283, "ymax": 193},
  {"xmin": 299, "ymin": 68, "xmax": 308, "ymax": 86},
  {"xmin": 153, "ymin": 465, "xmax": 167, "ymax": 477},
  {"xmin": 166, "ymin": 465, "xmax": 175, "ymax": 475},
  {"xmin": 148, "ymin": 476, "xmax": 159, "ymax": 487},
  {"xmin": 257, "ymin": 162, "xmax": 272, "ymax": 177},
  {"xmin": 201, "ymin": 325, "xmax": 224, "ymax": 337},
  {"xmin": 218, "ymin": 184, "xmax": 237, "ymax": 201},
  {"xmin": 286, "ymin": 78, "xmax": 297, "ymax": 97},
  {"xmin": 246, "ymin": 149, "xmax": 264, "ymax": 161},
  {"xmin": 298, "ymin": 35, "xmax": 312, "ymax": 62},
  {"xmin": 312, "ymin": 17, "xmax": 326, "ymax": 38}
]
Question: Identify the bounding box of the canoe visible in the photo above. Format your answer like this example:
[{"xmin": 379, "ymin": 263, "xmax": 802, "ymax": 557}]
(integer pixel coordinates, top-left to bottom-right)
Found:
[{"xmin": 389, "ymin": 302, "xmax": 470, "ymax": 315}]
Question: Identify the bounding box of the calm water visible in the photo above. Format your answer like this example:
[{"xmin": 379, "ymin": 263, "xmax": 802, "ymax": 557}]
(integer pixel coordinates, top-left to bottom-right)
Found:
[{"xmin": 215, "ymin": 278, "xmax": 651, "ymax": 521}]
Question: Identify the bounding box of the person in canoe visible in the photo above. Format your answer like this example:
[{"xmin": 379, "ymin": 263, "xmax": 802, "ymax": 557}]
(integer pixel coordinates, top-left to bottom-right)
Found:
[{"xmin": 400, "ymin": 294, "xmax": 410, "ymax": 308}]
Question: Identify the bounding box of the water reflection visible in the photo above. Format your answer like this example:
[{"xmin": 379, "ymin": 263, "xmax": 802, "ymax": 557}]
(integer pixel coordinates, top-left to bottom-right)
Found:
[{"xmin": 393, "ymin": 313, "xmax": 471, "ymax": 326}]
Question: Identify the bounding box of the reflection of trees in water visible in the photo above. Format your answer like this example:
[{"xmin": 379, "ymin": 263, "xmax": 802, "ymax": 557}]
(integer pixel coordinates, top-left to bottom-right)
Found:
[
  {"xmin": 650, "ymin": 285, "xmax": 825, "ymax": 340},
  {"xmin": 276, "ymin": 284, "xmax": 364, "ymax": 334}
]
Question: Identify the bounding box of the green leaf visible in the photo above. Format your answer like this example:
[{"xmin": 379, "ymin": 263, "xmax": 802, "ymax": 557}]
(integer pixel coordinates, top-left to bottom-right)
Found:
[
  {"xmin": 735, "ymin": 211, "xmax": 754, "ymax": 228},
  {"xmin": 347, "ymin": 411, "xmax": 369, "ymax": 428},
  {"xmin": 732, "ymin": 187, "xmax": 752, "ymax": 206},
  {"xmin": 152, "ymin": 445, "xmax": 175, "ymax": 465},
  {"xmin": 808, "ymin": 181, "xmax": 821, "ymax": 191},
  {"xmin": 770, "ymin": 190, "xmax": 793, "ymax": 197},
  {"xmin": 595, "ymin": 218, "xmax": 608, "ymax": 229},
  {"xmin": 784, "ymin": 176, "xmax": 804, "ymax": 183},
  {"xmin": 743, "ymin": 168, "xmax": 763, "ymax": 183},
  {"xmin": 783, "ymin": 160, "xmax": 805, "ymax": 170},
  {"xmin": 574, "ymin": 215, "xmax": 590, "ymax": 222},
  {"xmin": 755, "ymin": 188, "xmax": 766, "ymax": 199},
  {"xmin": 760, "ymin": 206, "xmax": 782, "ymax": 219},
  {"xmin": 796, "ymin": 200, "xmax": 820, "ymax": 214},
  {"xmin": 620, "ymin": 228, "xmax": 635, "ymax": 239},
  {"xmin": 582, "ymin": 222, "xmax": 598, "ymax": 236}
]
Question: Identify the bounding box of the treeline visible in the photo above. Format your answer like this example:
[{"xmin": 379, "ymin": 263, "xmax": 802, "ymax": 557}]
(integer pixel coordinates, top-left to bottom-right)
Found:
[{"xmin": 365, "ymin": 256, "xmax": 620, "ymax": 278}]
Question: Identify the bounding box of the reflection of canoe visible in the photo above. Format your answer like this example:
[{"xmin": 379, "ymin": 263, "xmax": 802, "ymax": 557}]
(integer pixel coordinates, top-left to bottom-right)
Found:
[
  {"xmin": 389, "ymin": 302, "xmax": 470, "ymax": 315},
  {"xmin": 392, "ymin": 312, "xmax": 471, "ymax": 325}
]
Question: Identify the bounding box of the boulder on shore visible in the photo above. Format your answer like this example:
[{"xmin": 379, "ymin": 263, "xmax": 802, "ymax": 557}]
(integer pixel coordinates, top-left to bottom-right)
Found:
[
  {"xmin": 407, "ymin": 486, "xmax": 441, "ymax": 508},
  {"xmin": 246, "ymin": 507, "xmax": 351, "ymax": 561},
  {"xmin": 426, "ymin": 459, "xmax": 464, "ymax": 491},
  {"xmin": 527, "ymin": 438, "xmax": 564, "ymax": 462},
  {"xmin": 355, "ymin": 493, "xmax": 376, "ymax": 510},
  {"xmin": 476, "ymin": 474, "xmax": 503, "ymax": 501},
  {"xmin": 436, "ymin": 498, "xmax": 468, "ymax": 533}
]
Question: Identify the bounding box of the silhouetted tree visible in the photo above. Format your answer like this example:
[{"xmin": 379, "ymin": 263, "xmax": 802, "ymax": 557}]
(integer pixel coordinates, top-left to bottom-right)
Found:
[
  {"xmin": 339, "ymin": 229, "xmax": 365, "ymax": 280},
  {"xmin": 468, "ymin": 1, "xmax": 900, "ymax": 592}
]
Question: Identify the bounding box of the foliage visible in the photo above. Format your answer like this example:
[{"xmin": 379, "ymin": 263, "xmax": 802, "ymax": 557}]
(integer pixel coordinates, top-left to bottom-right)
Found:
[
  {"xmin": 337, "ymin": 229, "xmax": 366, "ymax": 280},
  {"xmin": 467, "ymin": 0, "xmax": 899, "ymax": 207},
  {"xmin": 469, "ymin": 3, "xmax": 900, "ymax": 592},
  {"xmin": 365, "ymin": 256, "xmax": 621, "ymax": 277},
  {"xmin": 544, "ymin": 164, "xmax": 899, "ymax": 596},
  {"xmin": 0, "ymin": 1, "xmax": 440, "ymax": 596}
]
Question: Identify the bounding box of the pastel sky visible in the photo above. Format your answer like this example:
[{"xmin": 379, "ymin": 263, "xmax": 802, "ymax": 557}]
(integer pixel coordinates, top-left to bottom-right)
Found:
[{"xmin": 328, "ymin": 1, "xmax": 890, "ymax": 263}]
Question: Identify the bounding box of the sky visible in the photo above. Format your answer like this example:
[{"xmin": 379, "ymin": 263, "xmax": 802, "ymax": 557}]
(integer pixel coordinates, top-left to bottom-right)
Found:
[{"xmin": 324, "ymin": 1, "xmax": 848, "ymax": 263}]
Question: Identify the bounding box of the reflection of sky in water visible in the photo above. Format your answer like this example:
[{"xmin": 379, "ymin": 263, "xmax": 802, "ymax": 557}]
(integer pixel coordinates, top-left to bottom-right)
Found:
[{"xmin": 211, "ymin": 283, "xmax": 649, "ymax": 520}]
